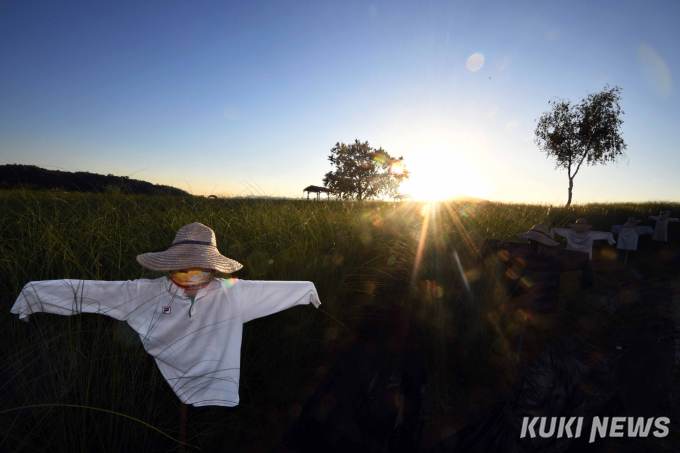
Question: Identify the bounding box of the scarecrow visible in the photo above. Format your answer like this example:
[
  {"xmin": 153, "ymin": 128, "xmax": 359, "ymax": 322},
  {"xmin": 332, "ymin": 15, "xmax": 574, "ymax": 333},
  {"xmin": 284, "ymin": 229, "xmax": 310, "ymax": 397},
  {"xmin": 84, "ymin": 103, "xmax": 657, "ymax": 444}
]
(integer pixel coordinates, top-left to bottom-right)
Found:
[
  {"xmin": 481, "ymin": 224, "xmax": 586, "ymax": 361},
  {"xmin": 611, "ymin": 217, "xmax": 653, "ymax": 264},
  {"xmin": 511, "ymin": 224, "xmax": 565, "ymax": 313},
  {"xmin": 649, "ymin": 211, "xmax": 679, "ymax": 242},
  {"xmin": 480, "ymin": 224, "xmax": 593, "ymax": 312},
  {"xmin": 482, "ymin": 226, "xmax": 592, "ymax": 308},
  {"xmin": 550, "ymin": 218, "xmax": 615, "ymax": 260},
  {"xmin": 11, "ymin": 222, "xmax": 321, "ymax": 407}
]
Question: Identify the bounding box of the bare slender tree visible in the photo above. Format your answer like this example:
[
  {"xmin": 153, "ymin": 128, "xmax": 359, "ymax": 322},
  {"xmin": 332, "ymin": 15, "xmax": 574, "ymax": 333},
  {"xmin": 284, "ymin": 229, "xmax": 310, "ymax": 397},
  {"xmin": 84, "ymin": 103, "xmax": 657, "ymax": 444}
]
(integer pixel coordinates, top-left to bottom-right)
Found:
[{"xmin": 535, "ymin": 85, "xmax": 627, "ymax": 206}]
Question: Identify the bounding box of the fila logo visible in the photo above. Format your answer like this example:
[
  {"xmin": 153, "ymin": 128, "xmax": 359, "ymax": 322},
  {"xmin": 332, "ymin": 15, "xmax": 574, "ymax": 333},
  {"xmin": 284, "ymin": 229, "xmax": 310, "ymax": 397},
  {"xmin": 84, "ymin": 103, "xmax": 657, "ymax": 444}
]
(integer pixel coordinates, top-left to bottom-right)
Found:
[{"xmin": 162, "ymin": 307, "xmax": 171, "ymax": 314}]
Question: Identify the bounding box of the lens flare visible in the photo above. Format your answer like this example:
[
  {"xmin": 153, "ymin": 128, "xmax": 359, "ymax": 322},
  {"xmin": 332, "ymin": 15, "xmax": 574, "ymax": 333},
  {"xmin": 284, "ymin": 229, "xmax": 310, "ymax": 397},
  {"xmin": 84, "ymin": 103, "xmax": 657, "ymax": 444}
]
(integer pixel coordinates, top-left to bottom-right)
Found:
[
  {"xmin": 637, "ymin": 44, "xmax": 672, "ymax": 96},
  {"xmin": 221, "ymin": 278, "xmax": 237, "ymax": 289},
  {"xmin": 454, "ymin": 250, "xmax": 470, "ymax": 292},
  {"xmin": 466, "ymin": 53, "xmax": 485, "ymax": 72}
]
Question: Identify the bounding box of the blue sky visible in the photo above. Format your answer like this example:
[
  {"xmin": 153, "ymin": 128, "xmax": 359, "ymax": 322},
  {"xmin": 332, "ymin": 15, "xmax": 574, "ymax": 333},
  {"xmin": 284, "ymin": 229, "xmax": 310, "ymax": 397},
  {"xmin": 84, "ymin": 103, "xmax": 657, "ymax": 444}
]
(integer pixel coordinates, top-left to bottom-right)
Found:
[{"xmin": 1, "ymin": 0, "xmax": 678, "ymax": 203}]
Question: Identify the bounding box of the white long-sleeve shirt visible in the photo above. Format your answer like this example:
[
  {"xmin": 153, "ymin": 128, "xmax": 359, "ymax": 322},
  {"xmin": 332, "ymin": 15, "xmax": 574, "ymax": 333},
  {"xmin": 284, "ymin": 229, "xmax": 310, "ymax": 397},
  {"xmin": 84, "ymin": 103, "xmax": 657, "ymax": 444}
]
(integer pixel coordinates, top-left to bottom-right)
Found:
[
  {"xmin": 649, "ymin": 216, "xmax": 679, "ymax": 242},
  {"xmin": 610, "ymin": 225, "xmax": 654, "ymax": 250},
  {"xmin": 549, "ymin": 228, "xmax": 616, "ymax": 260},
  {"xmin": 11, "ymin": 277, "xmax": 320, "ymax": 407}
]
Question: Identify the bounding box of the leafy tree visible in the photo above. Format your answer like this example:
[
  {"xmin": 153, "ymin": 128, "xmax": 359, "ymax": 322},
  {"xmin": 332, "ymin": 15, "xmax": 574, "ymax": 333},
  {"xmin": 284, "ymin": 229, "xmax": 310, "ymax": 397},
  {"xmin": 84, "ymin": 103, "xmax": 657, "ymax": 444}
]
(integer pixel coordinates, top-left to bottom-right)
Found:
[
  {"xmin": 534, "ymin": 85, "xmax": 627, "ymax": 206},
  {"xmin": 323, "ymin": 140, "xmax": 409, "ymax": 201}
]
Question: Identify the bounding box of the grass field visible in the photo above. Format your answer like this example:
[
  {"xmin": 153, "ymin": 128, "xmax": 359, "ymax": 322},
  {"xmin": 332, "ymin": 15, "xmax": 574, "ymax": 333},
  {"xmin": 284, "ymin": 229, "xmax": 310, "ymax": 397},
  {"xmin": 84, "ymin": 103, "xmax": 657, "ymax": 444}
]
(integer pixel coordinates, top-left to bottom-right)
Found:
[{"xmin": 1, "ymin": 189, "xmax": 678, "ymax": 452}]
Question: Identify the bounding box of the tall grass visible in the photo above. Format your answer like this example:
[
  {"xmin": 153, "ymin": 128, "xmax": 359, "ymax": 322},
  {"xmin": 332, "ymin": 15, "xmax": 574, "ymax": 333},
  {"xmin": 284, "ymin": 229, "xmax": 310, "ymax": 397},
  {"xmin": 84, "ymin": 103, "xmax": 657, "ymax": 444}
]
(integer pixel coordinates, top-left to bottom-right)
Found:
[{"xmin": 1, "ymin": 189, "xmax": 677, "ymax": 452}]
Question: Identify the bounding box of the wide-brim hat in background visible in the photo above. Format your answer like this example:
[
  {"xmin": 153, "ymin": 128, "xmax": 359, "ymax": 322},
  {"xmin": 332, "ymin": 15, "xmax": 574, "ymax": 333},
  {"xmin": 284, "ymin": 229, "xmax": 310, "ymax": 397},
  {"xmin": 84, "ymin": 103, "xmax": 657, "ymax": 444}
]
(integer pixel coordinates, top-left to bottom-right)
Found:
[
  {"xmin": 518, "ymin": 223, "xmax": 559, "ymax": 246},
  {"xmin": 659, "ymin": 211, "xmax": 671, "ymax": 219},
  {"xmin": 624, "ymin": 217, "xmax": 641, "ymax": 227},
  {"xmin": 136, "ymin": 222, "xmax": 243, "ymax": 273},
  {"xmin": 568, "ymin": 217, "xmax": 593, "ymax": 232}
]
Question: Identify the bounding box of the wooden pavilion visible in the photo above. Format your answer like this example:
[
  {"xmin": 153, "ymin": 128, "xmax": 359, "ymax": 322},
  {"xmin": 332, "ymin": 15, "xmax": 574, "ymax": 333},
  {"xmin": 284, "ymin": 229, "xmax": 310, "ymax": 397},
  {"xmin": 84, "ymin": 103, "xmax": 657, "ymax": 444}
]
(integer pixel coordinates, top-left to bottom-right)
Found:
[{"xmin": 303, "ymin": 185, "xmax": 331, "ymax": 200}]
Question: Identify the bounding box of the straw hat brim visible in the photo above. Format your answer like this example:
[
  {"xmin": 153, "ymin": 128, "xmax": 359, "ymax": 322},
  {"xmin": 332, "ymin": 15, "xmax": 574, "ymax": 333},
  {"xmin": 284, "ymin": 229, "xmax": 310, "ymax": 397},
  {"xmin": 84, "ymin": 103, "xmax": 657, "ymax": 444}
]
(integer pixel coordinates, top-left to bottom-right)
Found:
[
  {"xmin": 517, "ymin": 231, "xmax": 559, "ymax": 247},
  {"xmin": 623, "ymin": 220, "xmax": 641, "ymax": 227},
  {"xmin": 136, "ymin": 244, "xmax": 243, "ymax": 273},
  {"xmin": 569, "ymin": 223, "xmax": 593, "ymax": 231}
]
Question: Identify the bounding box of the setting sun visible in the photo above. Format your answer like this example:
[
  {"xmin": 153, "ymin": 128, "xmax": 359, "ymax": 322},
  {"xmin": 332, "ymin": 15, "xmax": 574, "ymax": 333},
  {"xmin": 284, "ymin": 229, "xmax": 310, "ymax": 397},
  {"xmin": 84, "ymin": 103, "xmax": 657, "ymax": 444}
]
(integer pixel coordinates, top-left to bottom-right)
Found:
[
  {"xmin": 399, "ymin": 150, "xmax": 493, "ymax": 201},
  {"xmin": 389, "ymin": 162, "xmax": 405, "ymax": 175}
]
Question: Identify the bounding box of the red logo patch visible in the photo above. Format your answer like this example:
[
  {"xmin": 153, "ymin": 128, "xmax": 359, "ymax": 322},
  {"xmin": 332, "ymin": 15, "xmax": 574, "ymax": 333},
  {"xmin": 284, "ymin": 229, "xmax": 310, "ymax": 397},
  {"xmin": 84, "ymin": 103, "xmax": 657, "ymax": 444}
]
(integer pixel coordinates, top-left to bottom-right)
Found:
[{"xmin": 162, "ymin": 307, "xmax": 171, "ymax": 314}]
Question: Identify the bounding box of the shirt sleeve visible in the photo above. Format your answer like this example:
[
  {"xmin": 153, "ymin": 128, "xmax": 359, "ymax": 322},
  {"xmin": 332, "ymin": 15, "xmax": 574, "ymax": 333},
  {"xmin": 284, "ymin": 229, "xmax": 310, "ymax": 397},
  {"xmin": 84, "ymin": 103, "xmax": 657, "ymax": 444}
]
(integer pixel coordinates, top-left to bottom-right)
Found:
[
  {"xmin": 669, "ymin": 218, "xmax": 679, "ymax": 223},
  {"xmin": 550, "ymin": 228, "xmax": 569, "ymax": 239},
  {"xmin": 10, "ymin": 279, "xmax": 153, "ymax": 323},
  {"xmin": 236, "ymin": 280, "xmax": 321, "ymax": 323},
  {"xmin": 649, "ymin": 216, "xmax": 659, "ymax": 221},
  {"xmin": 588, "ymin": 231, "xmax": 616, "ymax": 245},
  {"xmin": 635, "ymin": 226, "xmax": 653, "ymax": 235}
]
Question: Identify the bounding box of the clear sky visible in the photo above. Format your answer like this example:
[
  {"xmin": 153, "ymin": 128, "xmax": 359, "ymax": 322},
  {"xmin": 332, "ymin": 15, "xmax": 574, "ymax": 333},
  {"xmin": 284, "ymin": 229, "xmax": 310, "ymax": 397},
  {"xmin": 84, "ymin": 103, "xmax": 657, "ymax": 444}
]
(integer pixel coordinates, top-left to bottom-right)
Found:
[{"xmin": 1, "ymin": 0, "xmax": 678, "ymax": 203}]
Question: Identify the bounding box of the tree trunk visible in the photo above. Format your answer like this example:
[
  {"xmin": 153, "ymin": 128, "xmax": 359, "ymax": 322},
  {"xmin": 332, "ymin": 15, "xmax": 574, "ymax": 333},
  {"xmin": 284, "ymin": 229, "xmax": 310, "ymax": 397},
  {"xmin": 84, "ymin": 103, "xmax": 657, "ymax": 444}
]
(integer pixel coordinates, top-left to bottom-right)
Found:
[{"xmin": 566, "ymin": 177, "xmax": 574, "ymax": 207}]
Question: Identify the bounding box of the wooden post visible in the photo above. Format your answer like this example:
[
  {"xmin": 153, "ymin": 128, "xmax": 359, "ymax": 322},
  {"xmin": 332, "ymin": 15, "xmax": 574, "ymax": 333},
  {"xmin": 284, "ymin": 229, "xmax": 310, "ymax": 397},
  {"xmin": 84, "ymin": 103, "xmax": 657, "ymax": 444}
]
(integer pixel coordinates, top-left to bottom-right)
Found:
[{"xmin": 179, "ymin": 402, "xmax": 187, "ymax": 452}]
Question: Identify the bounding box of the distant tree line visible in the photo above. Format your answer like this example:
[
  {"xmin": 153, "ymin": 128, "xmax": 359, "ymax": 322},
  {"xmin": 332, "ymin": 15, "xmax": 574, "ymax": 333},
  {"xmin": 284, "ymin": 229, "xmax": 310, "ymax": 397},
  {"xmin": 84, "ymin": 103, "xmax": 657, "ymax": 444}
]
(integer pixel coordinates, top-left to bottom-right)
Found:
[{"xmin": 0, "ymin": 164, "xmax": 190, "ymax": 196}]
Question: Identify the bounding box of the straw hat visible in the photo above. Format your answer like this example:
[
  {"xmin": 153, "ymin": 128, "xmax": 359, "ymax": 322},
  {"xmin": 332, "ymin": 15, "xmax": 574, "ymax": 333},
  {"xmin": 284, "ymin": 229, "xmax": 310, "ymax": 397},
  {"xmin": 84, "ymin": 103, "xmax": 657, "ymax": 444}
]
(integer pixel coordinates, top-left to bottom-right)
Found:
[
  {"xmin": 518, "ymin": 224, "xmax": 559, "ymax": 246},
  {"xmin": 659, "ymin": 211, "xmax": 671, "ymax": 219},
  {"xmin": 136, "ymin": 222, "xmax": 243, "ymax": 273},
  {"xmin": 624, "ymin": 217, "xmax": 641, "ymax": 227},
  {"xmin": 568, "ymin": 217, "xmax": 593, "ymax": 232}
]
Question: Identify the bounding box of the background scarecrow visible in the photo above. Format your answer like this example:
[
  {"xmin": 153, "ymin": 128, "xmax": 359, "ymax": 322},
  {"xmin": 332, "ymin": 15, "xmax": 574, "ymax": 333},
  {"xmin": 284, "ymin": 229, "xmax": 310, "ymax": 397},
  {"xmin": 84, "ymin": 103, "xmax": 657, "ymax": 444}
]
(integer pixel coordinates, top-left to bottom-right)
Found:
[
  {"xmin": 611, "ymin": 217, "xmax": 653, "ymax": 263},
  {"xmin": 513, "ymin": 224, "xmax": 564, "ymax": 314},
  {"xmin": 649, "ymin": 211, "xmax": 679, "ymax": 242},
  {"xmin": 550, "ymin": 217, "xmax": 615, "ymax": 260}
]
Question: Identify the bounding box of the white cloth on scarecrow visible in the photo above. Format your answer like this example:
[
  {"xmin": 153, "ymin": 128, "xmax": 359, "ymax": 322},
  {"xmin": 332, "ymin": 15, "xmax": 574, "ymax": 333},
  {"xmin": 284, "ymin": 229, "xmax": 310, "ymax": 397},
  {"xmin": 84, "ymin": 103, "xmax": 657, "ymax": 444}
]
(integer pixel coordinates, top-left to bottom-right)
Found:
[
  {"xmin": 549, "ymin": 228, "xmax": 615, "ymax": 260},
  {"xmin": 648, "ymin": 216, "xmax": 679, "ymax": 242},
  {"xmin": 610, "ymin": 225, "xmax": 654, "ymax": 235},
  {"xmin": 610, "ymin": 225, "xmax": 653, "ymax": 250},
  {"xmin": 11, "ymin": 277, "xmax": 320, "ymax": 407}
]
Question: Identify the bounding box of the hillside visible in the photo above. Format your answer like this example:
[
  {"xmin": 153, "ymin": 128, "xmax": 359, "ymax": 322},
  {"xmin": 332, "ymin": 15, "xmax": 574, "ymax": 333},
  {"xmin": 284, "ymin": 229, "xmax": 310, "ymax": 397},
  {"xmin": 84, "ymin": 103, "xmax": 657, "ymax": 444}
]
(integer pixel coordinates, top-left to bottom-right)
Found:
[
  {"xmin": 0, "ymin": 164, "xmax": 189, "ymax": 196},
  {"xmin": 449, "ymin": 193, "xmax": 489, "ymax": 203}
]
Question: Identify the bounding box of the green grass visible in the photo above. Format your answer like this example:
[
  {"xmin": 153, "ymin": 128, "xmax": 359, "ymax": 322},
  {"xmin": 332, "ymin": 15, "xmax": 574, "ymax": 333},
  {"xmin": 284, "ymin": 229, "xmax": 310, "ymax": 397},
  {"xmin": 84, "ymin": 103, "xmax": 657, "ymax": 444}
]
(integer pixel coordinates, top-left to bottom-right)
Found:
[{"xmin": 1, "ymin": 189, "xmax": 678, "ymax": 452}]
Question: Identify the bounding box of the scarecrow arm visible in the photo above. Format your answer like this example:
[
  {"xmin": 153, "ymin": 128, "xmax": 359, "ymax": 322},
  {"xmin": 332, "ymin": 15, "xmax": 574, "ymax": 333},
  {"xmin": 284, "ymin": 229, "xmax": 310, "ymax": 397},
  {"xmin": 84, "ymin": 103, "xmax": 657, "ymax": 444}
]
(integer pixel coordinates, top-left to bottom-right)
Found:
[
  {"xmin": 588, "ymin": 231, "xmax": 616, "ymax": 245},
  {"xmin": 636, "ymin": 226, "xmax": 654, "ymax": 235},
  {"xmin": 11, "ymin": 279, "xmax": 147, "ymax": 323},
  {"xmin": 549, "ymin": 228, "xmax": 570, "ymax": 239},
  {"xmin": 237, "ymin": 280, "xmax": 321, "ymax": 323}
]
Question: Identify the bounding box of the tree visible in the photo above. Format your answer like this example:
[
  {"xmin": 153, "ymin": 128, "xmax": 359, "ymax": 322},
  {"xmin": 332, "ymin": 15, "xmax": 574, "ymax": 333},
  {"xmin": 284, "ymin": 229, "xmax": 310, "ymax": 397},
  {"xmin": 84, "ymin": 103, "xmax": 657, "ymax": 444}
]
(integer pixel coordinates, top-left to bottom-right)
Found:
[
  {"xmin": 323, "ymin": 140, "xmax": 409, "ymax": 201},
  {"xmin": 534, "ymin": 85, "xmax": 627, "ymax": 206}
]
